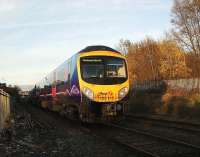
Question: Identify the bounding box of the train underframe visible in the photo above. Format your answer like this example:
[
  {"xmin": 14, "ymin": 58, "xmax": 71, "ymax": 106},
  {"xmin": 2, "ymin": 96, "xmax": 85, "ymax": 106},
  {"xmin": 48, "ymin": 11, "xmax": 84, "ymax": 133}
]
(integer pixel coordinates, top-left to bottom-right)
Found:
[
  {"xmin": 39, "ymin": 95, "xmax": 129, "ymax": 123},
  {"xmin": 78, "ymin": 95, "xmax": 129, "ymax": 123}
]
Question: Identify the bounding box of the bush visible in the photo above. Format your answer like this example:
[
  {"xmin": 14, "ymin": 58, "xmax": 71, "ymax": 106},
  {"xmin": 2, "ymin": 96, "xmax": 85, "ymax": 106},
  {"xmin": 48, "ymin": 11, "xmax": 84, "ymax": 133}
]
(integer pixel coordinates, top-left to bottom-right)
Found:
[{"xmin": 129, "ymin": 90, "xmax": 200, "ymax": 120}]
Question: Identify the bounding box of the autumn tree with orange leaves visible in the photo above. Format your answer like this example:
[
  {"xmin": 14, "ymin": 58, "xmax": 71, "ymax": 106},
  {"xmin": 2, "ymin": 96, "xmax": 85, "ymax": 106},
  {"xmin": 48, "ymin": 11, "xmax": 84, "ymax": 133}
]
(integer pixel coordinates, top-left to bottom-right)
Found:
[
  {"xmin": 118, "ymin": 38, "xmax": 191, "ymax": 85},
  {"xmin": 159, "ymin": 39, "xmax": 191, "ymax": 79}
]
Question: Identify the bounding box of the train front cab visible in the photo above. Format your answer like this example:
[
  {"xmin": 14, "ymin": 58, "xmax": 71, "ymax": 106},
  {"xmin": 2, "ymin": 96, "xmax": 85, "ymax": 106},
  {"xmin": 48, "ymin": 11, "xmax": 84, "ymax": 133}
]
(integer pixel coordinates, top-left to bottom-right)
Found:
[{"xmin": 77, "ymin": 51, "xmax": 129, "ymax": 122}]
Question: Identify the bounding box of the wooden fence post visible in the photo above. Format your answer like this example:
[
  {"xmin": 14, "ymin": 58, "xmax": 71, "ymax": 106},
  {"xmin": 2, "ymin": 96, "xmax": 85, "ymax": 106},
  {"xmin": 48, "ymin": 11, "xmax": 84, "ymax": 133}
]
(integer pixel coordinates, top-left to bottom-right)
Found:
[{"xmin": 0, "ymin": 89, "xmax": 10, "ymax": 131}]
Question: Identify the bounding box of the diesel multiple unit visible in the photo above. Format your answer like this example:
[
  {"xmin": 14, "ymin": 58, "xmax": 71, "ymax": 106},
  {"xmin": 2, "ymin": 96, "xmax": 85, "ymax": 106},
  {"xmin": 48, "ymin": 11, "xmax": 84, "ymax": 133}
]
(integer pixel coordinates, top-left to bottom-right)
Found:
[{"xmin": 35, "ymin": 45, "xmax": 129, "ymax": 122}]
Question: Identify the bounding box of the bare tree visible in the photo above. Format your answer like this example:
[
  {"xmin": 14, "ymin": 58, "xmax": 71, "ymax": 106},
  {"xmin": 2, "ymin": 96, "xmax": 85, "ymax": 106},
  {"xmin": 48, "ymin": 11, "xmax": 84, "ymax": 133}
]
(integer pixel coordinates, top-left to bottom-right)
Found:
[
  {"xmin": 172, "ymin": 0, "xmax": 200, "ymax": 92},
  {"xmin": 171, "ymin": 0, "xmax": 200, "ymax": 55},
  {"xmin": 116, "ymin": 39, "xmax": 132, "ymax": 55}
]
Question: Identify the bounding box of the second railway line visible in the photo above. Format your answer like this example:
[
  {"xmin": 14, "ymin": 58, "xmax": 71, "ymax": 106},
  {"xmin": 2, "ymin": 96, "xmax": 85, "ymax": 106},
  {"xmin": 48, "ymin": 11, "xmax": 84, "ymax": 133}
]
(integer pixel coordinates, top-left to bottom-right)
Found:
[
  {"xmin": 85, "ymin": 122, "xmax": 200, "ymax": 157},
  {"xmin": 125, "ymin": 113, "xmax": 200, "ymax": 134}
]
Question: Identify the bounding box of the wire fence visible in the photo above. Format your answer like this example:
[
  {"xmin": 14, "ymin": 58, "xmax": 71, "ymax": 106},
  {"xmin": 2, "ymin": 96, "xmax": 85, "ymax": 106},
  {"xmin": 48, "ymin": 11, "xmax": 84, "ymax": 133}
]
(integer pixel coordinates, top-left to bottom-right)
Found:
[
  {"xmin": 132, "ymin": 78, "xmax": 200, "ymax": 94},
  {"xmin": 0, "ymin": 89, "xmax": 10, "ymax": 131}
]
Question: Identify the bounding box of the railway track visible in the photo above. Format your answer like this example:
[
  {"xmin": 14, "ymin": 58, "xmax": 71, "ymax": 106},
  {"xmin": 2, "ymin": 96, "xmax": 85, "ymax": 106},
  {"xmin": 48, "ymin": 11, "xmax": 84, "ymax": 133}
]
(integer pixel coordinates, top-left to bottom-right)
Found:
[
  {"xmin": 27, "ymin": 107, "xmax": 200, "ymax": 156},
  {"xmin": 25, "ymin": 108, "xmax": 155, "ymax": 157},
  {"xmin": 19, "ymin": 104, "xmax": 200, "ymax": 157},
  {"xmin": 82, "ymin": 125, "xmax": 159, "ymax": 157},
  {"xmin": 84, "ymin": 123, "xmax": 200, "ymax": 157},
  {"xmin": 24, "ymin": 105, "xmax": 146, "ymax": 157},
  {"xmin": 22, "ymin": 105, "xmax": 164, "ymax": 157},
  {"xmin": 125, "ymin": 114, "xmax": 200, "ymax": 133},
  {"xmin": 15, "ymin": 115, "xmax": 200, "ymax": 157},
  {"xmin": 18, "ymin": 108, "xmax": 55, "ymax": 130},
  {"xmin": 32, "ymin": 115, "xmax": 54, "ymax": 129}
]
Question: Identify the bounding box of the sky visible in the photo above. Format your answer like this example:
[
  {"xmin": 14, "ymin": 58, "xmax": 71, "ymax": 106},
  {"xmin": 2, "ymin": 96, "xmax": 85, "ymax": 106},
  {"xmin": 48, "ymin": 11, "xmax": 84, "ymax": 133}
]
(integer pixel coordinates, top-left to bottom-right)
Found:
[{"xmin": 0, "ymin": 0, "xmax": 173, "ymax": 87}]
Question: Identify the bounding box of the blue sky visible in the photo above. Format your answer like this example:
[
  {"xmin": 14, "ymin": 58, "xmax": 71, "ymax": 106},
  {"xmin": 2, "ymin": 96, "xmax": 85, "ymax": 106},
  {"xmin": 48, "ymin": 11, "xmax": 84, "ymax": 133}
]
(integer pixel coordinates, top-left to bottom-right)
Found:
[{"xmin": 0, "ymin": 0, "xmax": 173, "ymax": 86}]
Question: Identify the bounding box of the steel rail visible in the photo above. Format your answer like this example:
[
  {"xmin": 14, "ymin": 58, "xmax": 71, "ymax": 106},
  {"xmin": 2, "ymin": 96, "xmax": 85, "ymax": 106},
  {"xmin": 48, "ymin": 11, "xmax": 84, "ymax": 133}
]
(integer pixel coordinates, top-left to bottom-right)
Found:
[
  {"xmin": 104, "ymin": 123, "xmax": 200, "ymax": 151},
  {"xmin": 126, "ymin": 114, "xmax": 200, "ymax": 127},
  {"xmin": 81, "ymin": 126, "xmax": 159, "ymax": 157},
  {"xmin": 125, "ymin": 114, "xmax": 200, "ymax": 133}
]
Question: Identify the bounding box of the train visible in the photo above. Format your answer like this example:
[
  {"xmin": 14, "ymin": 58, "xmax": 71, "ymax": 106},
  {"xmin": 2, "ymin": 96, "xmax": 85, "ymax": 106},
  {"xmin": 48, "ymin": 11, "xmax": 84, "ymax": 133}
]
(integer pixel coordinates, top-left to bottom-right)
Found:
[{"xmin": 34, "ymin": 45, "xmax": 129, "ymax": 122}]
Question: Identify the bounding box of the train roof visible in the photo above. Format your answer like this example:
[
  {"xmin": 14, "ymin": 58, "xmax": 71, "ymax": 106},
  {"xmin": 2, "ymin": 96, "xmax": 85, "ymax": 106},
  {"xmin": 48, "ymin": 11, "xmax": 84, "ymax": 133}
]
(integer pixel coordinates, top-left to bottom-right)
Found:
[{"xmin": 78, "ymin": 45, "xmax": 121, "ymax": 54}]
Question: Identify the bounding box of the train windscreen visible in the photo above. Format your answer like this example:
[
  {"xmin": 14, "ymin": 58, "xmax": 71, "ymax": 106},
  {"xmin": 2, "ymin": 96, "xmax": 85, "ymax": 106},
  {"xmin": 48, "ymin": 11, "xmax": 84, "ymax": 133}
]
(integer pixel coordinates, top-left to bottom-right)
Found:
[{"xmin": 80, "ymin": 56, "xmax": 127, "ymax": 85}]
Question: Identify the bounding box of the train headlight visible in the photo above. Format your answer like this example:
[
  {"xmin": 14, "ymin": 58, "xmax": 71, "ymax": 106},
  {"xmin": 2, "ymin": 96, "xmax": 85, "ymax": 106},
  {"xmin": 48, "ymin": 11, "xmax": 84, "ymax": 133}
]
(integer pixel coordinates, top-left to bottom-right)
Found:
[
  {"xmin": 118, "ymin": 87, "xmax": 128, "ymax": 99},
  {"xmin": 83, "ymin": 87, "xmax": 94, "ymax": 100}
]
